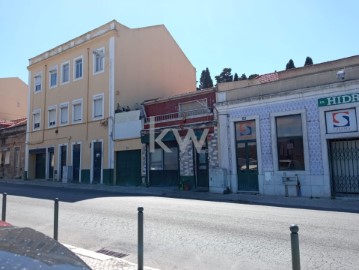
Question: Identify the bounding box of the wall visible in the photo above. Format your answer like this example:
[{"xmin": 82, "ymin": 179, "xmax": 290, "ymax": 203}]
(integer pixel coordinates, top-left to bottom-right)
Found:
[{"xmin": 0, "ymin": 78, "xmax": 27, "ymax": 120}]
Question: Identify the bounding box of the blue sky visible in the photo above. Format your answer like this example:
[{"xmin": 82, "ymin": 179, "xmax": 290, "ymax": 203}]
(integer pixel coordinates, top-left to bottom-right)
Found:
[{"xmin": 1, "ymin": 0, "xmax": 358, "ymax": 86}]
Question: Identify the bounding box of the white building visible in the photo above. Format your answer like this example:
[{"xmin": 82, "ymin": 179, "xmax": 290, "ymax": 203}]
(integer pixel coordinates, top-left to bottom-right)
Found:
[{"xmin": 215, "ymin": 55, "xmax": 359, "ymax": 198}]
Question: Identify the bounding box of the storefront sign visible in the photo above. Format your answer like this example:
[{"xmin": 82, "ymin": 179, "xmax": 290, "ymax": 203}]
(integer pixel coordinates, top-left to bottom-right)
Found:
[
  {"xmin": 325, "ymin": 108, "xmax": 358, "ymax": 134},
  {"xmin": 318, "ymin": 93, "xmax": 359, "ymax": 107}
]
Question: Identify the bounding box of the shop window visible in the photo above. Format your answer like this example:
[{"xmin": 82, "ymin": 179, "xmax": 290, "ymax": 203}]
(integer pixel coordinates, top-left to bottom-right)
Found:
[
  {"xmin": 150, "ymin": 146, "xmax": 178, "ymax": 170},
  {"xmin": 276, "ymin": 114, "xmax": 305, "ymax": 170}
]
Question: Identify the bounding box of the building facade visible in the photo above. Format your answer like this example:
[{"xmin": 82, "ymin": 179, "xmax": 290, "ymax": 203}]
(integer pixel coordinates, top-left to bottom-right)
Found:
[
  {"xmin": 0, "ymin": 119, "xmax": 27, "ymax": 179},
  {"xmin": 216, "ymin": 55, "xmax": 359, "ymax": 198},
  {"xmin": 141, "ymin": 89, "xmax": 218, "ymax": 190},
  {"xmin": 26, "ymin": 20, "xmax": 196, "ymax": 184},
  {"xmin": 0, "ymin": 78, "xmax": 27, "ymax": 120}
]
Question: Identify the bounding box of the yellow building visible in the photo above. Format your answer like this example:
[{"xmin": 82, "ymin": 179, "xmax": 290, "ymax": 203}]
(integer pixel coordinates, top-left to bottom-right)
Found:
[{"xmin": 26, "ymin": 20, "xmax": 196, "ymax": 184}]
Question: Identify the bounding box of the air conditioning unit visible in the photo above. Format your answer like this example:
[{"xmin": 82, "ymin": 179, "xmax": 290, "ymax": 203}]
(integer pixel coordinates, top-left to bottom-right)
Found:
[
  {"xmin": 62, "ymin": 166, "xmax": 73, "ymax": 183},
  {"xmin": 209, "ymin": 168, "xmax": 227, "ymax": 193}
]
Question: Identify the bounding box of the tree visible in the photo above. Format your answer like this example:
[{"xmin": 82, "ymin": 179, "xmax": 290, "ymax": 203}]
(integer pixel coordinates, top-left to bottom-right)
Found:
[
  {"xmin": 240, "ymin": 73, "xmax": 247, "ymax": 80},
  {"xmin": 248, "ymin": 74, "xmax": 259, "ymax": 80},
  {"xmin": 198, "ymin": 67, "xmax": 213, "ymax": 90},
  {"xmin": 304, "ymin": 56, "xmax": 313, "ymax": 66},
  {"xmin": 286, "ymin": 59, "xmax": 296, "ymax": 70},
  {"xmin": 233, "ymin": 73, "xmax": 239, "ymax": 81},
  {"xmin": 215, "ymin": 68, "xmax": 233, "ymax": 84}
]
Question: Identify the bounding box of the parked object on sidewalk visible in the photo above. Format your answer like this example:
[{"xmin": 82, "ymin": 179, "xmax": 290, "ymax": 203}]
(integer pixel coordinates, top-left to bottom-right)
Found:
[{"xmin": 0, "ymin": 223, "xmax": 90, "ymax": 269}]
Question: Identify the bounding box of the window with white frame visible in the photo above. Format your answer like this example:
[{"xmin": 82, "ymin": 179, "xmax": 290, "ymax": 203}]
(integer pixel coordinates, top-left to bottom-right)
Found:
[
  {"xmin": 48, "ymin": 106, "xmax": 57, "ymax": 128},
  {"xmin": 33, "ymin": 109, "xmax": 41, "ymax": 130},
  {"xmin": 59, "ymin": 103, "xmax": 69, "ymax": 125},
  {"xmin": 49, "ymin": 67, "xmax": 58, "ymax": 88},
  {"xmin": 93, "ymin": 94, "xmax": 104, "ymax": 120},
  {"xmin": 74, "ymin": 56, "xmax": 83, "ymax": 80},
  {"xmin": 61, "ymin": 62, "xmax": 70, "ymax": 84},
  {"xmin": 93, "ymin": 48, "xmax": 105, "ymax": 74},
  {"xmin": 4, "ymin": 151, "xmax": 10, "ymax": 165},
  {"xmin": 275, "ymin": 114, "xmax": 305, "ymax": 171},
  {"xmin": 72, "ymin": 99, "xmax": 83, "ymax": 123},
  {"xmin": 34, "ymin": 74, "xmax": 42, "ymax": 92}
]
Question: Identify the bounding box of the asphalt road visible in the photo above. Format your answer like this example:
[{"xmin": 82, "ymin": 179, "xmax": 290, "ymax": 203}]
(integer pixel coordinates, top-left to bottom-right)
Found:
[{"xmin": 1, "ymin": 183, "xmax": 358, "ymax": 270}]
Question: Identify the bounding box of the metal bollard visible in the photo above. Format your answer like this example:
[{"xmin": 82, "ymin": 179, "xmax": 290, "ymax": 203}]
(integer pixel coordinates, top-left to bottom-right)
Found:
[
  {"xmin": 1, "ymin": 193, "xmax": 7, "ymax": 221},
  {"xmin": 138, "ymin": 207, "xmax": 144, "ymax": 270},
  {"xmin": 54, "ymin": 198, "xmax": 59, "ymax": 241},
  {"xmin": 290, "ymin": 224, "xmax": 301, "ymax": 270}
]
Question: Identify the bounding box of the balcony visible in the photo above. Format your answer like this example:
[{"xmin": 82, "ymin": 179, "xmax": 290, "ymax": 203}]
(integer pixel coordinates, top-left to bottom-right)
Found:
[{"xmin": 145, "ymin": 107, "xmax": 213, "ymax": 123}]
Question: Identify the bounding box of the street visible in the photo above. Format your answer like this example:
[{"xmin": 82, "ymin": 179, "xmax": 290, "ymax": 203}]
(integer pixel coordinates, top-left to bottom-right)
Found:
[{"xmin": 1, "ymin": 183, "xmax": 359, "ymax": 270}]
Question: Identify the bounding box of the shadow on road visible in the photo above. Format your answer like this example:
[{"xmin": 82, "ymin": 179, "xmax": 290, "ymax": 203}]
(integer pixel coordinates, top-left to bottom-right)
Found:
[{"xmin": 0, "ymin": 182, "xmax": 149, "ymax": 203}]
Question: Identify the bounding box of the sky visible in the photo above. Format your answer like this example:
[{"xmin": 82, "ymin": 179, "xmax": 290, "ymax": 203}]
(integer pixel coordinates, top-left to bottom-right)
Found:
[{"xmin": 1, "ymin": 0, "xmax": 359, "ymax": 86}]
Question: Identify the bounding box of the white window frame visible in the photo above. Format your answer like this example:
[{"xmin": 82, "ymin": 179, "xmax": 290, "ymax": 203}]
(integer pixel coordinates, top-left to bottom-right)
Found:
[
  {"xmin": 59, "ymin": 102, "xmax": 69, "ymax": 126},
  {"xmin": 93, "ymin": 47, "xmax": 105, "ymax": 75},
  {"xmin": 48, "ymin": 105, "xmax": 57, "ymax": 128},
  {"xmin": 92, "ymin": 93, "xmax": 104, "ymax": 120},
  {"xmin": 32, "ymin": 108, "xmax": 41, "ymax": 131},
  {"xmin": 72, "ymin": 98, "xmax": 83, "ymax": 124},
  {"xmin": 34, "ymin": 73, "xmax": 42, "ymax": 92},
  {"xmin": 270, "ymin": 109, "xmax": 309, "ymax": 173},
  {"xmin": 73, "ymin": 56, "xmax": 84, "ymax": 81},
  {"xmin": 61, "ymin": 61, "xmax": 70, "ymax": 85},
  {"xmin": 49, "ymin": 66, "xmax": 58, "ymax": 88}
]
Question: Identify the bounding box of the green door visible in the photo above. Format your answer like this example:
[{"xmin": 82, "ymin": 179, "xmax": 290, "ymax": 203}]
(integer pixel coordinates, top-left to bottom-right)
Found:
[
  {"xmin": 196, "ymin": 143, "xmax": 209, "ymax": 189},
  {"xmin": 116, "ymin": 150, "xmax": 141, "ymax": 185},
  {"xmin": 236, "ymin": 141, "xmax": 259, "ymax": 191},
  {"xmin": 35, "ymin": 153, "xmax": 46, "ymax": 179}
]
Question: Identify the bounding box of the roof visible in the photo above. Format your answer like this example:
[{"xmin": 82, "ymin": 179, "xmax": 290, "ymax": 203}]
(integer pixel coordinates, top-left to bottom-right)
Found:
[{"xmin": 0, "ymin": 118, "xmax": 27, "ymax": 129}]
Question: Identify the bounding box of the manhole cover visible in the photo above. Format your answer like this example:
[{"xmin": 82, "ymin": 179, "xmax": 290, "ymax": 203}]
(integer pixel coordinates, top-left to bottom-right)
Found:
[{"xmin": 96, "ymin": 248, "xmax": 128, "ymax": 258}]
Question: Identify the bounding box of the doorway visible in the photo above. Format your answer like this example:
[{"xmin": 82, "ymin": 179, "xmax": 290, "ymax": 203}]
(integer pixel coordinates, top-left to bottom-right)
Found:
[
  {"xmin": 72, "ymin": 144, "xmax": 81, "ymax": 183},
  {"xmin": 92, "ymin": 141, "xmax": 102, "ymax": 184}
]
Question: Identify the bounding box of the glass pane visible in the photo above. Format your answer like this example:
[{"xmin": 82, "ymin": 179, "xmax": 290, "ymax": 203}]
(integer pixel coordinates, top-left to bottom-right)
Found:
[
  {"xmin": 74, "ymin": 104, "xmax": 81, "ymax": 121},
  {"xmin": 94, "ymin": 98, "xmax": 102, "ymax": 117},
  {"xmin": 150, "ymin": 148, "xmax": 163, "ymax": 170},
  {"xmin": 237, "ymin": 142, "xmax": 246, "ymax": 171},
  {"xmin": 276, "ymin": 114, "xmax": 302, "ymax": 137},
  {"xmin": 61, "ymin": 107, "xmax": 68, "ymax": 124},
  {"xmin": 235, "ymin": 120, "xmax": 256, "ymax": 140},
  {"xmin": 247, "ymin": 142, "xmax": 258, "ymax": 171},
  {"xmin": 277, "ymin": 137, "xmax": 305, "ymax": 170},
  {"xmin": 164, "ymin": 147, "xmax": 178, "ymax": 170}
]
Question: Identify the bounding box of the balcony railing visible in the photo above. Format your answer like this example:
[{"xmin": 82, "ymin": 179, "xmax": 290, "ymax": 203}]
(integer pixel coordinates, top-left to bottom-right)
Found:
[{"xmin": 145, "ymin": 107, "xmax": 213, "ymax": 123}]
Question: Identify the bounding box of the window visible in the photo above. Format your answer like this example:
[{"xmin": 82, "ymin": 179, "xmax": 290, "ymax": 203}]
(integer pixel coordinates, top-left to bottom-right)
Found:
[
  {"xmin": 4, "ymin": 151, "xmax": 10, "ymax": 165},
  {"xmin": 61, "ymin": 62, "xmax": 70, "ymax": 84},
  {"xmin": 276, "ymin": 114, "xmax": 305, "ymax": 170},
  {"xmin": 74, "ymin": 56, "xmax": 83, "ymax": 80},
  {"xmin": 93, "ymin": 48, "xmax": 105, "ymax": 74},
  {"xmin": 33, "ymin": 109, "xmax": 41, "ymax": 130},
  {"xmin": 150, "ymin": 146, "xmax": 178, "ymax": 170},
  {"xmin": 59, "ymin": 103, "xmax": 69, "ymax": 125},
  {"xmin": 179, "ymin": 99, "xmax": 209, "ymax": 117},
  {"xmin": 48, "ymin": 106, "xmax": 57, "ymax": 128},
  {"xmin": 49, "ymin": 67, "xmax": 58, "ymax": 88},
  {"xmin": 93, "ymin": 94, "xmax": 104, "ymax": 119},
  {"xmin": 34, "ymin": 75, "xmax": 42, "ymax": 92},
  {"xmin": 72, "ymin": 99, "xmax": 83, "ymax": 123}
]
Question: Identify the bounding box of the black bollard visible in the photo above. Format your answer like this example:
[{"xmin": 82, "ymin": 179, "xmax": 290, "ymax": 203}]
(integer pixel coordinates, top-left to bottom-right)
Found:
[
  {"xmin": 138, "ymin": 207, "xmax": 144, "ymax": 270},
  {"xmin": 290, "ymin": 224, "xmax": 301, "ymax": 270},
  {"xmin": 54, "ymin": 198, "xmax": 59, "ymax": 241},
  {"xmin": 1, "ymin": 193, "xmax": 7, "ymax": 221}
]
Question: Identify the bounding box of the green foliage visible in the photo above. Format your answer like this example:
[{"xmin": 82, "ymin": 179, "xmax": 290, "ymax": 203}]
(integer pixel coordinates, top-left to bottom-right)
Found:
[
  {"xmin": 304, "ymin": 56, "xmax": 313, "ymax": 66},
  {"xmin": 240, "ymin": 73, "xmax": 247, "ymax": 80},
  {"xmin": 248, "ymin": 74, "xmax": 259, "ymax": 80},
  {"xmin": 233, "ymin": 73, "xmax": 239, "ymax": 81},
  {"xmin": 198, "ymin": 67, "xmax": 213, "ymax": 90},
  {"xmin": 215, "ymin": 68, "xmax": 233, "ymax": 84},
  {"xmin": 286, "ymin": 59, "xmax": 296, "ymax": 70}
]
